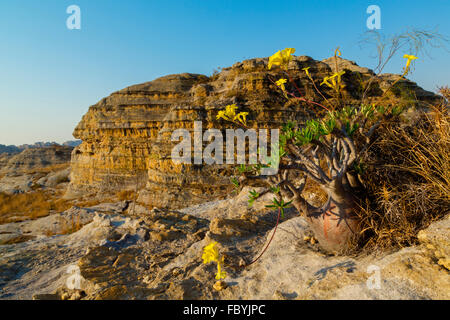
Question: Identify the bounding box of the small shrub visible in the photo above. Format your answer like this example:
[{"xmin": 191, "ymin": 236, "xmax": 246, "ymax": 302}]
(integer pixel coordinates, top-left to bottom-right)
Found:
[
  {"xmin": 356, "ymin": 104, "xmax": 449, "ymax": 251},
  {"xmin": 59, "ymin": 215, "xmax": 82, "ymax": 235}
]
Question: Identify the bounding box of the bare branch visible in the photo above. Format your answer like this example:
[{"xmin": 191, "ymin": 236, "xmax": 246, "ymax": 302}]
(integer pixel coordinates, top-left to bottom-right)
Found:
[{"xmin": 287, "ymin": 143, "xmax": 331, "ymax": 184}]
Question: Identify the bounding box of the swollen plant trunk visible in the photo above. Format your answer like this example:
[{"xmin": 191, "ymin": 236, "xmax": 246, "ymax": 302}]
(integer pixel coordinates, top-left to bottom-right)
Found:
[{"xmin": 294, "ymin": 179, "xmax": 360, "ymax": 254}]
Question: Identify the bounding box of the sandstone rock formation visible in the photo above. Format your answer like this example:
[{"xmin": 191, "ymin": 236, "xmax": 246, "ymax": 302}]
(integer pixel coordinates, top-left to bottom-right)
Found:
[{"xmin": 67, "ymin": 56, "xmax": 440, "ymax": 209}]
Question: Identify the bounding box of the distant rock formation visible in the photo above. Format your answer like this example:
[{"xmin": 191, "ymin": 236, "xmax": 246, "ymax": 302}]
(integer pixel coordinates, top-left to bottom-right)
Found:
[
  {"xmin": 61, "ymin": 140, "xmax": 82, "ymax": 148},
  {"xmin": 17, "ymin": 142, "xmax": 59, "ymax": 149},
  {"xmin": 67, "ymin": 55, "xmax": 441, "ymax": 208},
  {"xmin": 0, "ymin": 145, "xmax": 21, "ymax": 155},
  {"xmin": 0, "ymin": 145, "xmax": 73, "ymax": 175},
  {"xmin": 0, "ymin": 141, "xmax": 81, "ymax": 155}
]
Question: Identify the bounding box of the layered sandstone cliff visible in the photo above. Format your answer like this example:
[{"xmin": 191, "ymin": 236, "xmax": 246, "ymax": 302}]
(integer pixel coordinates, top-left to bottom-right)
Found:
[{"xmin": 67, "ymin": 55, "xmax": 440, "ymax": 208}]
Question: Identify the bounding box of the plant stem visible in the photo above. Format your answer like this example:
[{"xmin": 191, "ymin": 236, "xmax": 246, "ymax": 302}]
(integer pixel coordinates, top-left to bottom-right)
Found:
[
  {"xmin": 242, "ymin": 207, "xmax": 281, "ymax": 268},
  {"xmin": 284, "ymin": 70, "xmax": 331, "ymax": 112}
]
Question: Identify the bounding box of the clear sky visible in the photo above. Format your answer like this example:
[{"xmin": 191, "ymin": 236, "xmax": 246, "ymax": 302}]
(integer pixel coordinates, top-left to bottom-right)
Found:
[{"xmin": 0, "ymin": 0, "xmax": 448, "ymax": 145}]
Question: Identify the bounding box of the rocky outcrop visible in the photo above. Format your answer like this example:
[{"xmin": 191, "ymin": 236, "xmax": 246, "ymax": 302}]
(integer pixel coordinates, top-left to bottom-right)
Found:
[{"xmin": 67, "ymin": 55, "xmax": 441, "ymax": 209}]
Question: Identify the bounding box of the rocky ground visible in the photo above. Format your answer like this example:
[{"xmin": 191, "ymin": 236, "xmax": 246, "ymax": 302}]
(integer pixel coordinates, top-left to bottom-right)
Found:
[{"xmin": 0, "ymin": 187, "xmax": 448, "ymax": 300}]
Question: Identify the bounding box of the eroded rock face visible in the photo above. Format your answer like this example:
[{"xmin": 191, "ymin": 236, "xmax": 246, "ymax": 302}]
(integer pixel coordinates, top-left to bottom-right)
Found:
[{"xmin": 68, "ymin": 56, "xmax": 440, "ymax": 208}]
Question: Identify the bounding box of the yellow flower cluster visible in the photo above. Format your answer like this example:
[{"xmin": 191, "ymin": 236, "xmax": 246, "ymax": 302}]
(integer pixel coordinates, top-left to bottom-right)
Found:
[
  {"xmin": 216, "ymin": 104, "xmax": 249, "ymax": 126},
  {"xmin": 321, "ymin": 71, "xmax": 345, "ymax": 91},
  {"xmin": 268, "ymin": 48, "xmax": 296, "ymax": 70},
  {"xmin": 266, "ymin": 47, "xmax": 419, "ymax": 105},
  {"xmin": 202, "ymin": 241, "xmax": 227, "ymax": 280}
]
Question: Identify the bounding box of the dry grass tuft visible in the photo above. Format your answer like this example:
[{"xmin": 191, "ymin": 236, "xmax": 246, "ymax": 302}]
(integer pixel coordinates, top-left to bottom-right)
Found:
[
  {"xmin": 355, "ymin": 102, "xmax": 450, "ymax": 252},
  {"xmin": 60, "ymin": 214, "xmax": 82, "ymax": 235},
  {"xmin": 24, "ymin": 163, "xmax": 70, "ymax": 175},
  {"xmin": 0, "ymin": 191, "xmax": 72, "ymax": 224},
  {"xmin": 439, "ymin": 86, "xmax": 450, "ymax": 102},
  {"xmin": 45, "ymin": 215, "xmax": 82, "ymax": 236}
]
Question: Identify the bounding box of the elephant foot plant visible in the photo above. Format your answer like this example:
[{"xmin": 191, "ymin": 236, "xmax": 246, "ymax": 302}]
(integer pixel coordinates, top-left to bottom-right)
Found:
[{"xmin": 239, "ymin": 104, "xmax": 395, "ymax": 253}]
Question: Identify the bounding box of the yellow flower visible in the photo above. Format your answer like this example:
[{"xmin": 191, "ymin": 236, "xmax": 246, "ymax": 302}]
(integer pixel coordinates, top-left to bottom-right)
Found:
[
  {"xmin": 321, "ymin": 77, "xmax": 332, "ymax": 88},
  {"xmin": 202, "ymin": 241, "xmax": 227, "ymax": 280},
  {"xmin": 268, "ymin": 48, "xmax": 296, "ymax": 70},
  {"xmin": 321, "ymin": 71, "xmax": 345, "ymax": 89},
  {"xmin": 225, "ymin": 104, "xmax": 238, "ymax": 118},
  {"xmin": 202, "ymin": 241, "xmax": 220, "ymax": 264},
  {"xmin": 275, "ymin": 78, "xmax": 288, "ymax": 92},
  {"xmin": 217, "ymin": 104, "xmax": 249, "ymax": 126},
  {"xmin": 335, "ymin": 47, "xmax": 342, "ymax": 57},
  {"xmin": 336, "ymin": 70, "xmax": 345, "ymax": 84},
  {"xmin": 403, "ymin": 54, "xmax": 418, "ymax": 73},
  {"xmin": 216, "ymin": 104, "xmax": 249, "ymax": 126},
  {"xmin": 302, "ymin": 67, "xmax": 311, "ymax": 78},
  {"xmin": 216, "ymin": 110, "xmax": 230, "ymax": 121},
  {"xmin": 217, "ymin": 104, "xmax": 238, "ymax": 122},
  {"xmin": 233, "ymin": 112, "xmax": 249, "ymax": 125}
]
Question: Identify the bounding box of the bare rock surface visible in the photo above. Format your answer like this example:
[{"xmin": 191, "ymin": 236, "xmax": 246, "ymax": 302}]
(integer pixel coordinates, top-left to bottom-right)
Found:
[
  {"xmin": 0, "ymin": 175, "xmax": 34, "ymax": 194},
  {"xmin": 417, "ymin": 215, "xmax": 450, "ymax": 271},
  {"xmin": 0, "ymin": 201, "xmax": 129, "ymax": 244},
  {"xmin": 0, "ymin": 202, "xmax": 130, "ymax": 299},
  {"xmin": 0, "ymin": 189, "xmax": 448, "ymax": 300},
  {"xmin": 220, "ymin": 217, "xmax": 449, "ymax": 300},
  {"xmin": 36, "ymin": 167, "xmax": 70, "ymax": 188}
]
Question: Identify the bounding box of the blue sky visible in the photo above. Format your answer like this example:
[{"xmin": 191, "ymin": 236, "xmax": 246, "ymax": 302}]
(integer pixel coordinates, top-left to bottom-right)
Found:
[{"xmin": 0, "ymin": 0, "xmax": 448, "ymax": 145}]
